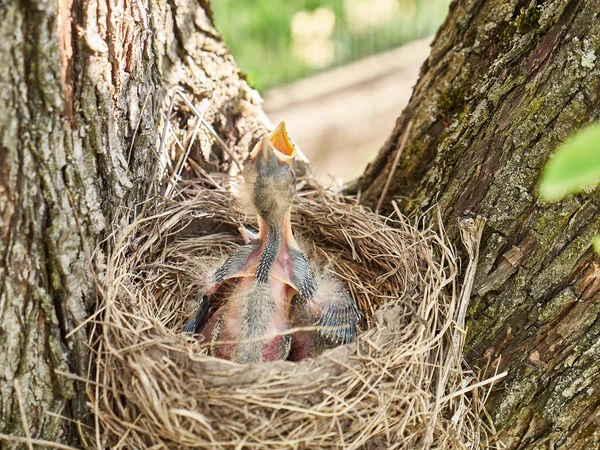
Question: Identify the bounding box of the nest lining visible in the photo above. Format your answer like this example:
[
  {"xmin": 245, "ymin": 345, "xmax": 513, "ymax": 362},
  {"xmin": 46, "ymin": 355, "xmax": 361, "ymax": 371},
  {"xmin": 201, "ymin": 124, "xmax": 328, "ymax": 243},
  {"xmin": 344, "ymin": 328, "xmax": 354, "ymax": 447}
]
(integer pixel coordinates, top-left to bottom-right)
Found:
[{"xmin": 87, "ymin": 178, "xmax": 498, "ymax": 449}]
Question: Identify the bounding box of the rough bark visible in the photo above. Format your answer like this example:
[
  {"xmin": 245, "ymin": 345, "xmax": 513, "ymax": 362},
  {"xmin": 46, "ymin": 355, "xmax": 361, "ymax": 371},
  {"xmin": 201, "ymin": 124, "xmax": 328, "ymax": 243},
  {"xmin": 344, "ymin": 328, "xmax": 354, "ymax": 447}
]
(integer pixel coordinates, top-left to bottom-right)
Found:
[
  {"xmin": 0, "ymin": 0, "xmax": 265, "ymax": 446},
  {"xmin": 353, "ymin": 0, "xmax": 600, "ymax": 448}
]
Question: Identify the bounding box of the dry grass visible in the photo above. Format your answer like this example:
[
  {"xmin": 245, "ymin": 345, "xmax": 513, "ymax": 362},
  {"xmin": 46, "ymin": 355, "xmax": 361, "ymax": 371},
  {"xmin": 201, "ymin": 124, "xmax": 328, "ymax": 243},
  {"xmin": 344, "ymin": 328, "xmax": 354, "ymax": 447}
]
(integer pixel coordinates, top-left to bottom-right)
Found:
[{"xmin": 84, "ymin": 170, "xmax": 503, "ymax": 449}]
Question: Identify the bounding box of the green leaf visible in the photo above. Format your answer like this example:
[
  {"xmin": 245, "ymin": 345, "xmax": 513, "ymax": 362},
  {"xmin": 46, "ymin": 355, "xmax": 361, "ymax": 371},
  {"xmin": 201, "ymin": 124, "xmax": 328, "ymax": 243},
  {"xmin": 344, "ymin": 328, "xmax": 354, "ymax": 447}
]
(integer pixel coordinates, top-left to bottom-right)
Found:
[
  {"xmin": 539, "ymin": 122, "xmax": 600, "ymax": 201},
  {"xmin": 594, "ymin": 235, "xmax": 600, "ymax": 256}
]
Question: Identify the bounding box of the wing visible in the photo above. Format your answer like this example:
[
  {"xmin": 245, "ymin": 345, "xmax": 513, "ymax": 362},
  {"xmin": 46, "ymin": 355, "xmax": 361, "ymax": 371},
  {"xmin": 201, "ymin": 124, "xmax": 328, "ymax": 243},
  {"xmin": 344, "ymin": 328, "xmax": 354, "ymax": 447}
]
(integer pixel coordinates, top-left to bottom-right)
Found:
[
  {"xmin": 311, "ymin": 287, "xmax": 360, "ymax": 345},
  {"xmin": 212, "ymin": 239, "xmax": 262, "ymax": 288},
  {"xmin": 185, "ymin": 240, "xmax": 261, "ymax": 334},
  {"xmin": 289, "ymin": 248, "xmax": 318, "ymax": 299},
  {"xmin": 184, "ymin": 294, "xmax": 211, "ymax": 333},
  {"xmin": 289, "ymin": 249, "xmax": 360, "ymax": 345}
]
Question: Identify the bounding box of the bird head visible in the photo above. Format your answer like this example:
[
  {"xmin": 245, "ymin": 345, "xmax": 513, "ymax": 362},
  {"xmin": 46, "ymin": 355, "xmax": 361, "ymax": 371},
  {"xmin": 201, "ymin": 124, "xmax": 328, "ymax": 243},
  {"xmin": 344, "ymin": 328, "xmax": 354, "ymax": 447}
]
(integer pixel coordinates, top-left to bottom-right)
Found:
[{"xmin": 243, "ymin": 122, "xmax": 297, "ymax": 225}]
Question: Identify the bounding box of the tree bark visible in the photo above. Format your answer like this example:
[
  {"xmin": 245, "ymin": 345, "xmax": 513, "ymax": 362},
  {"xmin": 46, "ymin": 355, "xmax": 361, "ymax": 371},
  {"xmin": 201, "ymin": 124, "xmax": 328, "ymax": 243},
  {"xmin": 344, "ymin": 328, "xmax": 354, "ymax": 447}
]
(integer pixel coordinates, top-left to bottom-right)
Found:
[
  {"xmin": 0, "ymin": 0, "xmax": 265, "ymax": 446},
  {"xmin": 353, "ymin": 0, "xmax": 600, "ymax": 448},
  {"xmin": 5, "ymin": 0, "xmax": 600, "ymax": 447}
]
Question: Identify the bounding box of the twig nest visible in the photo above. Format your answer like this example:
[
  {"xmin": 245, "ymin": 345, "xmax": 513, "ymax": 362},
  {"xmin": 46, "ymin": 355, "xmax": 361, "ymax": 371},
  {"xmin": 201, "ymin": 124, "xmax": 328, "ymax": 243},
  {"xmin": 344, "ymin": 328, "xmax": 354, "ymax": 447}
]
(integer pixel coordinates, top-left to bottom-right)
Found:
[{"xmin": 90, "ymin": 181, "xmax": 492, "ymax": 449}]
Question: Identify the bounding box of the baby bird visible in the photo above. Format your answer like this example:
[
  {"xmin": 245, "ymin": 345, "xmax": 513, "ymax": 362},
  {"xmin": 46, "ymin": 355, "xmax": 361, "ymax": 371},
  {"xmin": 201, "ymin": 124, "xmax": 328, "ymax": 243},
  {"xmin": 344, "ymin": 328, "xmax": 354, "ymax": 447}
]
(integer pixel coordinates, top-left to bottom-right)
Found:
[{"xmin": 185, "ymin": 122, "xmax": 360, "ymax": 363}]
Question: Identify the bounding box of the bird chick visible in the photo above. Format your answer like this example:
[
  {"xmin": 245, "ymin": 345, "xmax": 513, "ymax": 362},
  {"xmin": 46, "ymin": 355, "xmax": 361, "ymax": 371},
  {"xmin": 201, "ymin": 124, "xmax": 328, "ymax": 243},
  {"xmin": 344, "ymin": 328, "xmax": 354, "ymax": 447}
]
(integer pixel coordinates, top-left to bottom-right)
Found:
[
  {"xmin": 288, "ymin": 273, "xmax": 360, "ymax": 361},
  {"xmin": 185, "ymin": 122, "xmax": 360, "ymax": 363}
]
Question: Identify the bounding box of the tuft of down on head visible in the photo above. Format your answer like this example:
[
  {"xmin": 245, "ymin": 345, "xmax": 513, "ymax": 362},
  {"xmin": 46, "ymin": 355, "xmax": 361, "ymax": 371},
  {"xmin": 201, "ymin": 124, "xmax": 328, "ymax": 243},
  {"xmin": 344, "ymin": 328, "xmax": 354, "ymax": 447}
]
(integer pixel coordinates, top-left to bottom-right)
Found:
[{"xmin": 241, "ymin": 122, "xmax": 298, "ymax": 224}]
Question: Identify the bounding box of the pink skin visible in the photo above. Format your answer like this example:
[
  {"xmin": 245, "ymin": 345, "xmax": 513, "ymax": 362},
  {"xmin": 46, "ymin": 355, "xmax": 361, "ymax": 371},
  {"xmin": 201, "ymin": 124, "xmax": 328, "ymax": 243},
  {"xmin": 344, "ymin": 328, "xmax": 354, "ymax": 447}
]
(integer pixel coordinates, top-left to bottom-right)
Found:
[
  {"xmin": 203, "ymin": 242, "xmax": 297, "ymax": 362},
  {"xmin": 288, "ymin": 330, "xmax": 313, "ymax": 361},
  {"xmin": 196, "ymin": 200, "xmax": 320, "ymax": 362},
  {"xmin": 261, "ymin": 274, "xmax": 295, "ymax": 361}
]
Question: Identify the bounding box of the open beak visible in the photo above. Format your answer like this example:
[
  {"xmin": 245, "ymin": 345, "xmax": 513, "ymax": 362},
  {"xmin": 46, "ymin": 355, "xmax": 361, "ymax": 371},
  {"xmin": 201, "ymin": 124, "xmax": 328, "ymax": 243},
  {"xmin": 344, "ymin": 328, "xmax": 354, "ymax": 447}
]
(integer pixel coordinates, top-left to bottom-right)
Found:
[
  {"xmin": 269, "ymin": 121, "xmax": 295, "ymax": 159},
  {"xmin": 249, "ymin": 121, "xmax": 296, "ymax": 166}
]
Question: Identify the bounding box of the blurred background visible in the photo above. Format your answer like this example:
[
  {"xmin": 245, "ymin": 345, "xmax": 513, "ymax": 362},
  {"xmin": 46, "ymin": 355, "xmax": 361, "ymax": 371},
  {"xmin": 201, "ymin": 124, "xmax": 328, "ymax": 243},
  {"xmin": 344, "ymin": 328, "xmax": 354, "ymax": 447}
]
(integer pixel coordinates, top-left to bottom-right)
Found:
[{"xmin": 211, "ymin": 0, "xmax": 450, "ymax": 183}]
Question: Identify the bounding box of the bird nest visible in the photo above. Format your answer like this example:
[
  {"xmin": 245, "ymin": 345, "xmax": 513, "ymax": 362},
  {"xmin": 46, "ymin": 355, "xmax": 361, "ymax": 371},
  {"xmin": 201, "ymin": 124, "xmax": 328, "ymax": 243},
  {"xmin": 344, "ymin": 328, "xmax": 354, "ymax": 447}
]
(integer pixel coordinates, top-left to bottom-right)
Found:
[{"xmin": 87, "ymin": 167, "xmax": 502, "ymax": 448}]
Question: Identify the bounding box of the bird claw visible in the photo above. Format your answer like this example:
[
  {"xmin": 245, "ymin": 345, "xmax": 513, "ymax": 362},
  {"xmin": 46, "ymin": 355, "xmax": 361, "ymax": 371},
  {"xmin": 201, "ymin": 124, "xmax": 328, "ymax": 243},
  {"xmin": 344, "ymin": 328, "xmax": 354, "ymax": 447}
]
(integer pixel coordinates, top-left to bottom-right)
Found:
[{"xmin": 238, "ymin": 226, "xmax": 258, "ymax": 245}]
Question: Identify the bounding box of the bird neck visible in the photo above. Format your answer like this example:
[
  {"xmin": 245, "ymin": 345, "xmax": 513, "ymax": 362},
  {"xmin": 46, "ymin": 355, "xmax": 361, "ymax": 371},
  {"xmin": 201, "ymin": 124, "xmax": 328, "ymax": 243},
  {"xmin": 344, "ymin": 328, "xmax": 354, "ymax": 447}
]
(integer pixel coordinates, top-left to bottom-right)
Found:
[{"xmin": 255, "ymin": 209, "xmax": 296, "ymax": 283}]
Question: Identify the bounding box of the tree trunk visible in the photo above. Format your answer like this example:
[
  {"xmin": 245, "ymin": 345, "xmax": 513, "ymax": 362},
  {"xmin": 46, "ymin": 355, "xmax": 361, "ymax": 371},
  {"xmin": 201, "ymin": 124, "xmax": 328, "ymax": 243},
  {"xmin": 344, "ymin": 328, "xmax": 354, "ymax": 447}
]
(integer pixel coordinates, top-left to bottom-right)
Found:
[
  {"xmin": 353, "ymin": 0, "xmax": 600, "ymax": 448},
  {"xmin": 0, "ymin": 0, "xmax": 265, "ymax": 446}
]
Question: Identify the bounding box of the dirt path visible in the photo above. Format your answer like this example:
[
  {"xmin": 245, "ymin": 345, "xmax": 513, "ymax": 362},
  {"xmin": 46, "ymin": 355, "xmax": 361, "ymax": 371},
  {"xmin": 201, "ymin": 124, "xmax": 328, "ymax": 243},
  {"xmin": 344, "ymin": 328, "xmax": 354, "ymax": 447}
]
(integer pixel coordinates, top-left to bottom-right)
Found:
[{"xmin": 264, "ymin": 38, "xmax": 431, "ymax": 184}]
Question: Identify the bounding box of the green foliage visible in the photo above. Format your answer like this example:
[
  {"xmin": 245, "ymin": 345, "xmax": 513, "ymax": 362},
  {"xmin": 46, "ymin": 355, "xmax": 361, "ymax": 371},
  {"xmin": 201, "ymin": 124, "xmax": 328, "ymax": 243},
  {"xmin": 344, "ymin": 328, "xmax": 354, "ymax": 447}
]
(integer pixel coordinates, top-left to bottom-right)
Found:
[
  {"xmin": 211, "ymin": 0, "xmax": 449, "ymax": 91},
  {"xmin": 539, "ymin": 122, "xmax": 600, "ymax": 256},
  {"xmin": 538, "ymin": 122, "xmax": 600, "ymax": 202},
  {"xmin": 594, "ymin": 235, "xmax": 600, "ymax": 255}
]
